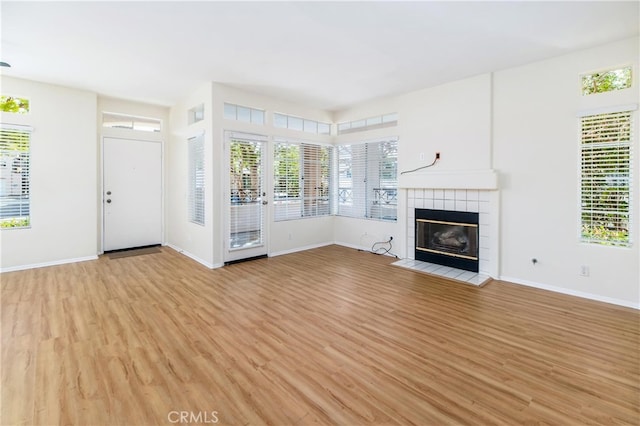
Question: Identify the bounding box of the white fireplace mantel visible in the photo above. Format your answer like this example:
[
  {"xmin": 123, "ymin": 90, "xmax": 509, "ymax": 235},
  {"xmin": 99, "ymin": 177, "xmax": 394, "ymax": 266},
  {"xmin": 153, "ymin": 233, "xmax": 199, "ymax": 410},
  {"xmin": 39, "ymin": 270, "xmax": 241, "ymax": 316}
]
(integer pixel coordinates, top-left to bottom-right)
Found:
[{"xmin": 398, "ymin": 169, "xmax": 499, "ymax": 190}]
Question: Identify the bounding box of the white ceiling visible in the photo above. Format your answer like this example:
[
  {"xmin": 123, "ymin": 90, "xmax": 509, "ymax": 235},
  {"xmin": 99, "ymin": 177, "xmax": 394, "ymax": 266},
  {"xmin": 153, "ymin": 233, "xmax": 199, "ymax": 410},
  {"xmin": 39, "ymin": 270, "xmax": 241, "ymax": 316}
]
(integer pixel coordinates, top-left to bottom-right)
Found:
[{"xmin": 1, "ymin": 1, "xmax": 638, "ymax": 111}]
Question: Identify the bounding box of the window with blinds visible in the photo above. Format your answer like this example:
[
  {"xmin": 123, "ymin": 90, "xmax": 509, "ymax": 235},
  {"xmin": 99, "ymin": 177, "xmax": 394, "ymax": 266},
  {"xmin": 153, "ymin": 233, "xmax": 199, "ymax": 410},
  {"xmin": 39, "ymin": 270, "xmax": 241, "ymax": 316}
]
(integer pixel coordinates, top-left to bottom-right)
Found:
[
  {"xmin": 188, "ymin": 134, "xmax": 205, "ymax": 226},
  {"xmin": 0, "ymin": 125, "xmax": 31, "ymax": 228},
  {"xmin": 580, "ymin": 110, "xmax": 632, "ymax": 246},
  {"xmin": 337, "ymin": 137, "xmax": 398, "ymax": 221},
  {"xmin": 274, "ymin": 140, "xmax": 332, "ymax": 221}
]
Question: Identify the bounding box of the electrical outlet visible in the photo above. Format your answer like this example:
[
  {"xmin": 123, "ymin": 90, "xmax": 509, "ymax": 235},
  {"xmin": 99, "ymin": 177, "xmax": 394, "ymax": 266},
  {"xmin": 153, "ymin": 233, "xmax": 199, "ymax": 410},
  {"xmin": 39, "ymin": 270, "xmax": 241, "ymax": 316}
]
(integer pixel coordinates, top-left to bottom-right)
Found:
[
  {"xmin": 580, "ymin": 265, "xmax": 590, "ymax": 277},
  {"xmin": 419, "ymin": 152, "xmax": 425, "ymax": 161},
  {"xmin": 436, "ymin": 152, "xmax": 441, "ymax": 160}
]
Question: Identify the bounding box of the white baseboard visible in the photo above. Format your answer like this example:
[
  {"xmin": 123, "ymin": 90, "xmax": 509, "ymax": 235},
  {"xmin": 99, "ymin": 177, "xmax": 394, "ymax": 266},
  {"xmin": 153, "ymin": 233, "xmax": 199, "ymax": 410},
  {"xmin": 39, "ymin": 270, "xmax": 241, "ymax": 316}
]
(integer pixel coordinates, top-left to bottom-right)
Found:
[
  {"xmin": 0, "ymin": 255, "xmax": 99, "ymax": 273},
  {"xmin": 269, "ymin": 241, "xmax": 334, "ymax": 258},
  {"xmin": 164, "ymin": 244, "xmax": 222, "ymax": 269},
  {"xmin": 500, "ymin": 275, "xmax": 639, "ymax": 310}
]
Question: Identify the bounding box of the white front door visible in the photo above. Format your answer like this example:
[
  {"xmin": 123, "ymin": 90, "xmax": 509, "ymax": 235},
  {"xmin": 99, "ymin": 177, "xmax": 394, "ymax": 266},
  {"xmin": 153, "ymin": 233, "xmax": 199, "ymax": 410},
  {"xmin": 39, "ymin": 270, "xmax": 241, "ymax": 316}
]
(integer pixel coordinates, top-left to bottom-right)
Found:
[
  {"xmin": 103, "ymin": 137, "xmax": 162, "ymax": 251},
  {"xmin": 225, "ymin": 131, "xmax": 268, "ymax": 262}
]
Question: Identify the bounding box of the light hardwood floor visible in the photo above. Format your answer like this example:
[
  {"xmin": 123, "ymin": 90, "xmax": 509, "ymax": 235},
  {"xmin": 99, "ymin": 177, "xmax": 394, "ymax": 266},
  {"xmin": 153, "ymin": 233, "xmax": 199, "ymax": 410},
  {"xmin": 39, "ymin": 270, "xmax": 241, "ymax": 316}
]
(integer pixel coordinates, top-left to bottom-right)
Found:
[{"xmin": 1, "ymin": 245, "xmax": 639, "ymax": 425}]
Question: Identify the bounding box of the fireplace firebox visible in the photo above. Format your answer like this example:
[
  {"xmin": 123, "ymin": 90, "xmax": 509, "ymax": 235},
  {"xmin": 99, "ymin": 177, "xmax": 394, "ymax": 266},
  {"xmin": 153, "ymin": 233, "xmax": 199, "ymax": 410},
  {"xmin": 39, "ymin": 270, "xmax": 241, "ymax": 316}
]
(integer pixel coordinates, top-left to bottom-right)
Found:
[{"xmin": 415, "ymin": 209, "xmax": 479, "ymax": 272}]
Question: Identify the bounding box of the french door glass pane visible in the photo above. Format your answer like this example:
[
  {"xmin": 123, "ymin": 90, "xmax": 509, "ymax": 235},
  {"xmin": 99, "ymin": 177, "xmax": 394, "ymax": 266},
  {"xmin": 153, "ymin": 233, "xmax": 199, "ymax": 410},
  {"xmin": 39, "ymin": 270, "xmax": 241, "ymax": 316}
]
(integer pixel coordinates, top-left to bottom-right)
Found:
[{"xmin": 229, "ymin": 137, "xmax": 264, "ymax": 250}]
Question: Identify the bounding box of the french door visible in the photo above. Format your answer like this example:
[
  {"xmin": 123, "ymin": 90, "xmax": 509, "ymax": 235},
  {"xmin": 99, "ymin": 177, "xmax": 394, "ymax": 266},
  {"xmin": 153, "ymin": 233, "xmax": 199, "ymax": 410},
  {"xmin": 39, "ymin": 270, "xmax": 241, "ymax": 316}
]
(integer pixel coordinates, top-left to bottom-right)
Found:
[{"xmin": 225, "ymin": 131, "xmax": 268, "ymax": 262}]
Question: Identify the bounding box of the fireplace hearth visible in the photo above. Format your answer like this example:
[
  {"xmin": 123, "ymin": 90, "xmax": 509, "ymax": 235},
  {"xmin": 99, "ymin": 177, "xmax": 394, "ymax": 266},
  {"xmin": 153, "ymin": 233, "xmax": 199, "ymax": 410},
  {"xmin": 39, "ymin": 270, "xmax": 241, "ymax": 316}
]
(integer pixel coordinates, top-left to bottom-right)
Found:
[{"xmin": 415, "ymin": 209, "xmax": 479, "ymax": 272}]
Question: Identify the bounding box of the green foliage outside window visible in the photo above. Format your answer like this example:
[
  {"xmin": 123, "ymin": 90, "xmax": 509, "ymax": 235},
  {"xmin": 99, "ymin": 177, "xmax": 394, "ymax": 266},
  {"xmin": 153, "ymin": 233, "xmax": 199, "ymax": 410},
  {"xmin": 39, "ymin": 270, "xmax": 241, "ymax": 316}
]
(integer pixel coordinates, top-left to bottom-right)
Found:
[
  {"xmin": 582, "ymin": 67, "xmax": 632, "ymax": 95},
  {"xmin": 0, "ymin": 217, "xmax": 30, "ymax": 228},
  {"xmin": 0, "ymin": 96, "xmax": 30, "ymax": 114}
]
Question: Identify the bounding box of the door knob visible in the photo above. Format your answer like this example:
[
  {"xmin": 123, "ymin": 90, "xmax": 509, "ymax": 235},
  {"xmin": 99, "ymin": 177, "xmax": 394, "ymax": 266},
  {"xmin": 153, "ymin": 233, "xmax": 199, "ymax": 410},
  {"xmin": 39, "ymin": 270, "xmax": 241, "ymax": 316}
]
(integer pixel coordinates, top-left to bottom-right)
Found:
[
  {"xmin": 262, "ymin": 200, "xmax": 268, "ymax": 205},
  {"xmin": 106, "ymin": 191, "xmax": 112, "ymax": 195}
]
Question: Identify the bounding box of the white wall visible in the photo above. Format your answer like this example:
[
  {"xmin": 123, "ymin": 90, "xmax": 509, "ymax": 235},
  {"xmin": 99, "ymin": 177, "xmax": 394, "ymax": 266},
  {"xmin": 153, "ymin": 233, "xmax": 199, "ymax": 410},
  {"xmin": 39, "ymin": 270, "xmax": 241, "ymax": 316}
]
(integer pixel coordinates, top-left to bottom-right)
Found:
[
  {"xmin": 493, "ymin": 37, "xmax": 639, "ymax": 307},
  {"xmin": 397, "ymin": 73, "xmax": 493, "ymax": 173},
  {"xmin": 167, "ymin": 82, "xmax": 216, "ymax": 267},
  {"xmin": 0, "ymin": 77, "xmax": 98, "ymax": 270}
]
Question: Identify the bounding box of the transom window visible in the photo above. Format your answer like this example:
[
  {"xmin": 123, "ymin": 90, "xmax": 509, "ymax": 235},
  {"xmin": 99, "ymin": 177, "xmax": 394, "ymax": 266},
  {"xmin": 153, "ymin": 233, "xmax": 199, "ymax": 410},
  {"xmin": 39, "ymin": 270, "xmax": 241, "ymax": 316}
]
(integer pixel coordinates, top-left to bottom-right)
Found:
[
  {"xmin": 224, "ymin": 103, "xmax": 265, "ymax": 125},
  {"xmin": 103, "ymin": 112, "xmax": 161, "ymax": 132},
  {"xmin": 273, "ymin": 113, "xmax": 331, "ymax": 135},
  {"xmin": 337, "ymin": 113, "xmax": 398, "ymax": 135},
  {"xmin": 1, "ymin": 96, "xmax": 30, "ymax": 114},
  {"xmin": 582, "ymin": 66, "xmax": 632, "ymax": 96}
]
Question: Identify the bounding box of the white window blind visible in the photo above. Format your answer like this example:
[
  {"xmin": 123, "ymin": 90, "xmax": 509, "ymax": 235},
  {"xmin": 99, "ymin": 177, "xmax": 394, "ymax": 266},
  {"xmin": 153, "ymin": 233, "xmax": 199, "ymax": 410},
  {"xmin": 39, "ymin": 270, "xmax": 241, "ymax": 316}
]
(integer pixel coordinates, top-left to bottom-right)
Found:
[
  {"xmin": 302, "ymin": 143, "xmax": 331, "ymax": 217},
  {"xmin": 228, "ymin": 132, "xmax": 266, "ymax": 249},
  {"xmin": 273, "ymin": 140, "xmax": 332, "ymax": 221},
  {"xmin": 188, "ymin": 134, "xmax": 205, "ymax": 226},
  {"xmin": 274, "ymin": 142, "xmax": 300, "ymax": 221},
  {"xmin": 581, "ymin": 110, "xmax": 632, "ymax": 246},
  {"xmin": 337, "ymin": 137, "xmax": 398, "ymax": 221},
  {"xmin": 0, "ymin": 124, "xmax": 31, "ymax": 228}
]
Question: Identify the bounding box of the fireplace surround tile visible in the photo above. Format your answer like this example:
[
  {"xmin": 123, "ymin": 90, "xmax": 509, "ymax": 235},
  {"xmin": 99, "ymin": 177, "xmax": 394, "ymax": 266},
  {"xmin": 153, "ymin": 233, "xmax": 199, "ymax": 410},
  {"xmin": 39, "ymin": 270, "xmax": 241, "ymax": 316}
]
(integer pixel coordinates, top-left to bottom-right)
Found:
[
  {"xmin": 455, "ymin": 199, "xmax": 467, "ymax": 211},
  {"xmin": 405, "ymin": 187, "xmax": 496, "ymax": 278}
]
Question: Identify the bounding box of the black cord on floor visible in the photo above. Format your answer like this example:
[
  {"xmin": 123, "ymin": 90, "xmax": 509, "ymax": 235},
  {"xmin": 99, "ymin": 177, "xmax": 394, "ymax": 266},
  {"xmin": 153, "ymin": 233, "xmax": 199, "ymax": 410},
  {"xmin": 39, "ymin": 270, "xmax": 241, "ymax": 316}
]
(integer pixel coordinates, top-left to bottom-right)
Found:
[{"xmin": 371, "ymin": 238, "xmax": 398, "ymax": 258}]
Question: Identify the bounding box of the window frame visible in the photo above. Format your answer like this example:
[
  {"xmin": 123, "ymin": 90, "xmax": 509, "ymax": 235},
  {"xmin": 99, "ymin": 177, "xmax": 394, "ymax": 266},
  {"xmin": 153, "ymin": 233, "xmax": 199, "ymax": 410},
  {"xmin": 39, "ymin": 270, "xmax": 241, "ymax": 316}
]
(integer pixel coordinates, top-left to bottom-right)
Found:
[
  {"xmin": 273, "ymin": 138, "xmax": 333, "ymax": 221},
  {"xmin": 336, "ymin": 137, "xmax": 398, "ymax": 222},
  {"xmin": 581, "ymin": 66, "xmax": 633, "ymax": 96},
  {"xmin": 188, "ymin": 133, "xmax": 205, "ymax": 226},
  {"xmin": 579, "ymin": 107, "xmax": 635, "ymax": 247},
  {"xmin": 0, "ymin": 96, "xmax": 30, "ymax": 115},
  {"xmin": 0, "ymin": 124, "xmax": 33, "ymax": 229}
]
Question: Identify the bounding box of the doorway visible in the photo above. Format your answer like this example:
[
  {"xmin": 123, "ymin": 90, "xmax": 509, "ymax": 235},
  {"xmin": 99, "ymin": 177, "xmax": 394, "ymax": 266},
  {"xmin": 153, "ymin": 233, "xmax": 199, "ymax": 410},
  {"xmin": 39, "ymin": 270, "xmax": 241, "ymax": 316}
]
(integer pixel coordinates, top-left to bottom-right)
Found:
[{"xmin": 225, "ymin": 131, "xmax": 268, "ymax": 263}]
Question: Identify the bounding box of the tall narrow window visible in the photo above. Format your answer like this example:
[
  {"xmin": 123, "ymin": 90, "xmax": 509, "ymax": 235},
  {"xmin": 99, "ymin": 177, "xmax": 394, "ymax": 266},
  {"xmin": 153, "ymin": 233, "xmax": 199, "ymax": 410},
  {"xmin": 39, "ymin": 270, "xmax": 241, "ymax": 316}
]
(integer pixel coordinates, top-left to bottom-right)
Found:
[
  {"xmin": 337, "ymin": 137, "xmax": 398, "ymax": 221},
  {"xmin": 188, "ymin": 134, "xmax": 205, "ymax": 225},
  {"xmin": 0, "ymin": 124, "xmax": 31, "ymax": 228},
  {"xmin": 302, "ymin": 143, "xmax": 332, "ymax": 217},
  {"xmin": 273, "ymin": 140, "xmax": 332, "ymax": 221},
  {"xmin": 580, "ymin": 110, "xmax": 633, "ymax": 246}
]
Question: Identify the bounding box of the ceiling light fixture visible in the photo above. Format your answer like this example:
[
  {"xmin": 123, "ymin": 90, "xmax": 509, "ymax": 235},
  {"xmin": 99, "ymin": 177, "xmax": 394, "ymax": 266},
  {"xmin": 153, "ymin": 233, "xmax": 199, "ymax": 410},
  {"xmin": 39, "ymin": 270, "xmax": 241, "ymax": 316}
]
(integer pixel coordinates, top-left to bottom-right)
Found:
[{"xmin": 0, "ymin": 62, "xmax": 11, "ymax": 67}]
